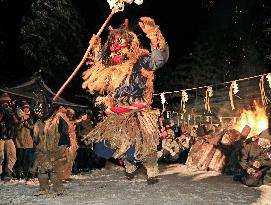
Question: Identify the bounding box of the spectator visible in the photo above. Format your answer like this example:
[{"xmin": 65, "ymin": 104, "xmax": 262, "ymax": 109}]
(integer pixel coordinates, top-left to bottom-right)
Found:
[
  {"xmin": 239, "ymin": 129, "xmax": 271, "ymax": 187},
  {"xmin": 196, "ymin": 124, "xmax": 208, "ymax": 138},
  {"xmin": 0, "ymin": 93, "xmax": 19, "ymax": 181},
  {"xmin": 74, "ymin": 109, "xmax": 95, "ymax": 172},
  {"xmin": 14, "ymin": 100, "xmax": 34, "ymax": 179},
  {"xmin": 158, "ymin": 129, "xmax": 180, "ymax": 163}
]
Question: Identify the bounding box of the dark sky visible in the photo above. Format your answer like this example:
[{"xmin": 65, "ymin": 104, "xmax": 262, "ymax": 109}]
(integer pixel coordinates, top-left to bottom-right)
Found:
[
  {"xmin": 1, "ymin": 0, "xmax": 269, "ymax": 84},
  {"xmin": 73, "ymin": 0, "xmax": 208, "ymax": 66},
  {"xmin": 1, "ymin": 0, "xmax": 208, "ymax": 71}
]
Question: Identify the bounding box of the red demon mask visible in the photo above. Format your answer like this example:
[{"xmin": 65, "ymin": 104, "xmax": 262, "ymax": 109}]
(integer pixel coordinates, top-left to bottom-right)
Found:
[{"xmin": 110, "ymin": 33, "xmax": 128, "ymax": 64}]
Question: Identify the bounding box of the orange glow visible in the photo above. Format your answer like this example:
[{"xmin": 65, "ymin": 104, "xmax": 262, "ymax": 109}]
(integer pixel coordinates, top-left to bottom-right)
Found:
[{"xmin": 234, "ymin": 104, "xmax": 268, "ymax": 137}]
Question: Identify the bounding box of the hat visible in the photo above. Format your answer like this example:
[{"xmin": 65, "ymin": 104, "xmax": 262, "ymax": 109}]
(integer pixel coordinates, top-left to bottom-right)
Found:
[
  {"xmin": 18, "ymin": 100, "xmax": 30, "ymax": 109},
  {"xmin": 258, "ymin": 129, "xmax": 271, "ymax": 140},
  {"xmin": 0, "ymin": 93, "xmax": 11, "ymax": 102}
]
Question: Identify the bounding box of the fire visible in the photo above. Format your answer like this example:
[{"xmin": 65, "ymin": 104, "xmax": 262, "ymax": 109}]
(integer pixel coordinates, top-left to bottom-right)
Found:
[{"xmin": 234, "ymin": 104, "xmax": 268, "ymax": 137}]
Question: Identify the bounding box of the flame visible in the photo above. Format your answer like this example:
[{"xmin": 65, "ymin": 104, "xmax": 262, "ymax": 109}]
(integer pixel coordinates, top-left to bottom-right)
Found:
[{"xmin": 234, "ymin": 104, "xmax": 268, "ymax": 137}]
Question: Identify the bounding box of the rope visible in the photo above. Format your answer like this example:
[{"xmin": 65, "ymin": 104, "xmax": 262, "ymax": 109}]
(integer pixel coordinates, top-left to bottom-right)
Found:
[{"xmin": 153, "ymin": 73, "xmax": 270, "ymax": 96}]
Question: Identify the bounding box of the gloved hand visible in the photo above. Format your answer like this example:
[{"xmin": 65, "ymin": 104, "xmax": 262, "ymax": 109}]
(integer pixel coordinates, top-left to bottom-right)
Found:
[
  {"xmin": 139, "ymin": 17, "xmax": 166, "ymax": 50},
  {"xmin": 138, "ymin": 17, "xmax": 158, "ymax": 35},
  {"xmin": 89, "ymin": 34, "xmax": 101, "ymax": 48}
]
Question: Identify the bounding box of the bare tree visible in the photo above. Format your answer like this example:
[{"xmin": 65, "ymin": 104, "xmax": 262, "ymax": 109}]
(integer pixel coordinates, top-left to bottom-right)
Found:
[{"xmin": 19, "ymin": 0, "xmax": 88, "ymax": 92}]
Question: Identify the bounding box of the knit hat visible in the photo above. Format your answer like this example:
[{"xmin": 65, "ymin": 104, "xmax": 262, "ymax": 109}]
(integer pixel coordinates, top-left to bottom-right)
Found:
[
  {"xmin": 0, "ymin": 93, "xmax": 11, "ymax": 102},
  {"xmin": 18, "ymin": 100, "xmax": 30, "ymax": 109}
]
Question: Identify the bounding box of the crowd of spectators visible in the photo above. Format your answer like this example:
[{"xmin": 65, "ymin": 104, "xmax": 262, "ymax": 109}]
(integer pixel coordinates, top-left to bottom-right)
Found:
[
  {"xmin": 0, "ymin": 92, "xmax": 107, "ymax": 181},
  {"xmin": 1, "ymin": 91, "xmax": 270, "ymax": 188}
]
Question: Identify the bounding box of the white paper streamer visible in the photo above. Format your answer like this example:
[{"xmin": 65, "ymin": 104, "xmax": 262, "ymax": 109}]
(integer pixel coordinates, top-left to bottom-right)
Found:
[
  {"xmin": 160, "ymin": 93, "xmax": 166, "ymax": 112},
  {"xmin": 205, "ymin": 86, "xmax": 213, "ymax": 113},
  {"xmin": 181, "ymin": 90, "xmax": 188, "ymax": 113},
  {"xmin": 266, "ymin": 73, "xmax": 271, "ymax": 89},
  {"xmin": 229, "ymin": 81, "xmax": 239, "ymax": 110},
  {"xmin": 232, "ymin": 81, "xmax": 239, "ymax": 95}
]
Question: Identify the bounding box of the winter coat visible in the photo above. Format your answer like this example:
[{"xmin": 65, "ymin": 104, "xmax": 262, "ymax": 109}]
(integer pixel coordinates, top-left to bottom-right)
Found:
[
  {"xmin": 15, "ymin": 119, "xmax": 34, "ymax": 148},
  {"xmin": 240, "ymin": 140, "xmax": 271, "ymax": 171}
]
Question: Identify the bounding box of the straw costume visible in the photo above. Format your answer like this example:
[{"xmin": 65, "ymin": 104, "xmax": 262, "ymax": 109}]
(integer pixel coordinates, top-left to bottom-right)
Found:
[{"xmin": 82, "ymin": 17, "xmax": 169, "ymax": 183}]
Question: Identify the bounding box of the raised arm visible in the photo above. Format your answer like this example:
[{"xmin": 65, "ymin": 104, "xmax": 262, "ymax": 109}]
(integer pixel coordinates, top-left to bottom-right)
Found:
[{"xmin": 138, "ymin": 17, "xmax": 169, "ymax": 71}]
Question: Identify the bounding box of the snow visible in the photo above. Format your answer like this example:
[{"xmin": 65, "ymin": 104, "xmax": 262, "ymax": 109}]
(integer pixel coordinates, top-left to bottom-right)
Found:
[{"xmin": 0, "ymin": 164, "xmax": 271, "ymax": 205}]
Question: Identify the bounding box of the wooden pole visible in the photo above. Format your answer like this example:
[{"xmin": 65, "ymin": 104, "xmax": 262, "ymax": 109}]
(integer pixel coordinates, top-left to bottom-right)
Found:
[{"xmin": 53, "ymin": 10, "xmax": 115, "ymax": 101}]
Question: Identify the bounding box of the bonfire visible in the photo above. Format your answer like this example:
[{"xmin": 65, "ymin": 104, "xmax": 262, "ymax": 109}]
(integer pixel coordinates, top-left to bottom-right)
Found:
[{"xmin": 234, "ymin": 103, "xmax": 268, "ymax": 137}]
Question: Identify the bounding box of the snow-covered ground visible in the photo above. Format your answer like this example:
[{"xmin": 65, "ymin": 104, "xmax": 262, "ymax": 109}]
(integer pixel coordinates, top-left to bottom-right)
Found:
[{"xmin": 0, "ymin": 164, "xmax": 271, "ymax": 205}]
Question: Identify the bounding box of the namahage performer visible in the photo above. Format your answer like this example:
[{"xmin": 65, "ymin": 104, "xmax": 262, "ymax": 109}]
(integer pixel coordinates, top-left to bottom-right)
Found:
[{"xmin": 82, "ymin": 17, "xmax": 169, "ymax": 184}]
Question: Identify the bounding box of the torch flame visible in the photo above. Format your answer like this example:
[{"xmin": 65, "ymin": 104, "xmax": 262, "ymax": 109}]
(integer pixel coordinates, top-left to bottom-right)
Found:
[{"xmin": 234, "ymin": 103, "xmax": 268, "ymax": 137}]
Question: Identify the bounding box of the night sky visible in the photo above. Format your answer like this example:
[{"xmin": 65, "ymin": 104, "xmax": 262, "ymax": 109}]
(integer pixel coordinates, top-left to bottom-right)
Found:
[
  {"xmin": 72, "ymin": 0, "xmax": 208, "ymax": 66},
  {"xmin": 1, "ymin": 0, "xmax": 211, "ymax": 72},
  {"xmin": 0, "ymin": 0, "xmax": 270, "ymax": 99}
]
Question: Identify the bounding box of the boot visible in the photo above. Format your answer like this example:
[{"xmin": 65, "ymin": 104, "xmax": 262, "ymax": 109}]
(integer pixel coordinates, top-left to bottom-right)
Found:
[
  {"xmin": 50, "ymin": 172, "xmax": 64, "ymax": 196},
  {"xmin": 125, "ymin": 172, "xmax": 135, "ymax": 181},
  {"xmin": 17, "ymin": 170, "xmax": 25, "ymax": 180},
  {"xmin": 34, "ymin": 190, "xmax": 50, "ymax": 196},
  {"xmin": 147, "ymin": 177, "xmax": 159, "ymax": 185},
  {"xmin": 25, "ymin": 171, "xmax": 34, "ymax": 181},
  {"xmin": 47, "ymin": 192, "xmax": 63, "ymax": 197},
  {"xmin": 3, "ymin": 168, "xmax": 13, "ymax": 181},
  {"xmin": 34, "ymin": 173, "xmax": 50, "ymax": 196}
]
